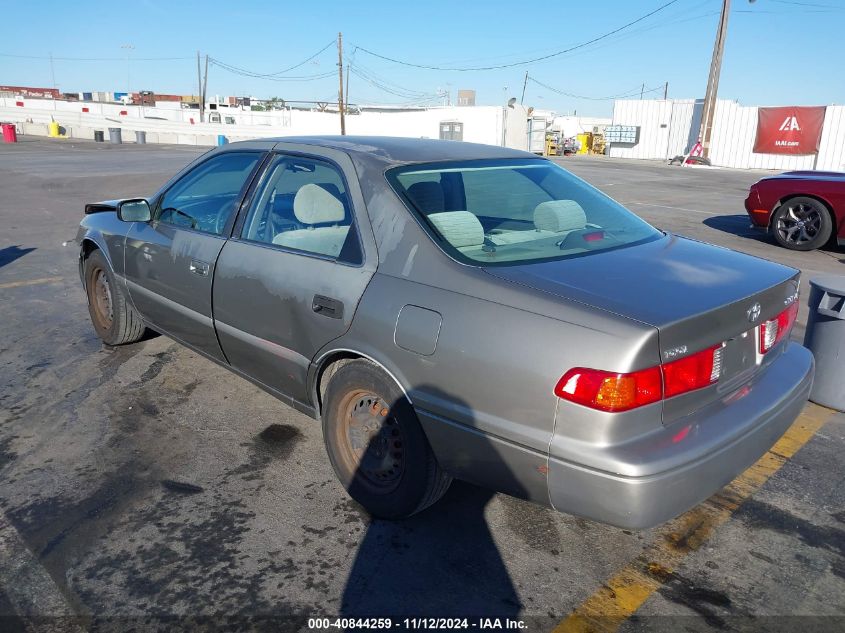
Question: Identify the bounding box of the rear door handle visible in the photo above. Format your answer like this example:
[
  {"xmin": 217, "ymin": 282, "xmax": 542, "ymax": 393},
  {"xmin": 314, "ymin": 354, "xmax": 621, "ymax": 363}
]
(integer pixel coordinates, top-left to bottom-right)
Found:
[
  {"xmin": 312, "ymin": 294, "xmax": 344, "ymax": 319},
  {"xmin": 189, "ymin": 259, "xmax": 210, "ymax": 276}
]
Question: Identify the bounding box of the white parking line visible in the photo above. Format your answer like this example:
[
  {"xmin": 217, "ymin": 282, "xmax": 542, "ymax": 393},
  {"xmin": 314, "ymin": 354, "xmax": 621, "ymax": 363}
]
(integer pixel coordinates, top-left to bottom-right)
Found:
[{"xmin": 626, "ymin": 202, "xmax": 716, "ymax": 216}]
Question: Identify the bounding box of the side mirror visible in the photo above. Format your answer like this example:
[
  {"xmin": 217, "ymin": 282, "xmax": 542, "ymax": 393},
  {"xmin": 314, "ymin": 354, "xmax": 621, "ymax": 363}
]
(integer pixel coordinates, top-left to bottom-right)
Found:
[{"xmin": 117, "ymin": 198, "xmax": 151, "ymax": 222}]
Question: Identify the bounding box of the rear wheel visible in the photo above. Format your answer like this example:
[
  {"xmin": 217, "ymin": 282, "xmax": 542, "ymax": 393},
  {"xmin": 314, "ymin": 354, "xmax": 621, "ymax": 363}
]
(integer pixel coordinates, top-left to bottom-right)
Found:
[
  {"xmin": 322, "ymin": 359, "xmax": 452, "ymax": 519},
  {"xmin": 84, "ymin": 249, "xmax": 145, "ymax": 345},
  {"xmin": 771, "ymin": 197, "xmax": 833, "ymax": 251}
]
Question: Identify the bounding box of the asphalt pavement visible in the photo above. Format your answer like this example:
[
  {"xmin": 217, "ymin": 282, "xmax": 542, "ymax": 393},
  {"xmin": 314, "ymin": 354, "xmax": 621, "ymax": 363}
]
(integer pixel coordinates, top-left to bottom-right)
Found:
[{"xmin": 0, "ymin": 137, "xmax": 843, "ymax": 632}]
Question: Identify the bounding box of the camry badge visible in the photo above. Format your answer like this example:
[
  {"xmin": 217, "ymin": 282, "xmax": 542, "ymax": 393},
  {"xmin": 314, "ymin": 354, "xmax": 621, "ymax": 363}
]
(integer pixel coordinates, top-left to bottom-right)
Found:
[{"xmin": 747, "ymin": 302, "xmax": 762, "ymax": 323}]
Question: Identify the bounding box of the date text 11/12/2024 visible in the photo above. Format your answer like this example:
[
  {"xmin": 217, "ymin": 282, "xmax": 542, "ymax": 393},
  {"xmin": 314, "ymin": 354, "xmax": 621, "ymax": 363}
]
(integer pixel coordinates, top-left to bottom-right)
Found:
[{"xmin": 307, "ymin": 618, "xmax": 528, "ymax": 629}]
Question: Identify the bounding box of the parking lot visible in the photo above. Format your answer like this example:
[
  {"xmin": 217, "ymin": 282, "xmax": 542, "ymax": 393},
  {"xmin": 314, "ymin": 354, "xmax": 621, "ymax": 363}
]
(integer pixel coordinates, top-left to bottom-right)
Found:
[{"xmin": 1, "ymin": 137, "xmax": 844, "ymax": 631}]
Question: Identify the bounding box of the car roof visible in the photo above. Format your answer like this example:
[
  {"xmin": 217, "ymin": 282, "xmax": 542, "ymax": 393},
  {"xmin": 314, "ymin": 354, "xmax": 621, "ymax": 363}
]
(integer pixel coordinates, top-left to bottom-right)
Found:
[{"xmin": 227, "ymin": 135, "xmax": 540, "ymax": 166}]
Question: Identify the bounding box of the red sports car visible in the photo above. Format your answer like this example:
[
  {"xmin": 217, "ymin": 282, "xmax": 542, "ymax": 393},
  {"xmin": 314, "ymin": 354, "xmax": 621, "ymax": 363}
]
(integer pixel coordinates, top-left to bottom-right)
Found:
[{"xmin": 745, "ymin": 171, "xmax": 845, "ymax": 251}]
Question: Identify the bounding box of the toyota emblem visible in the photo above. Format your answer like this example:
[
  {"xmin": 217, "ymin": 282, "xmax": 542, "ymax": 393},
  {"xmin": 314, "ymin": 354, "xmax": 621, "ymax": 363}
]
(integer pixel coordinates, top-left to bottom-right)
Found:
[{"xmin": 747, "ymin": 302, "xmax": 762, "ymax": 322}]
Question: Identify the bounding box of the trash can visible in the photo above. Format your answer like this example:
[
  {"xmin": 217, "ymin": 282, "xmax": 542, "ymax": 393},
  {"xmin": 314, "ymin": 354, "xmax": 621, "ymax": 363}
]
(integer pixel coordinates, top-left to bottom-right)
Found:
[
  {"xmin": 108, "ymin": 127, "xmax": 122, "ymax": 144},
  {"xmin": 1, "ymin": 123, "xmax": 17, "ymax": 143},
  {"xmin": 804, "ymin": 275, "xmax": 845, "ymax": 411},
  {"xmin": 94, "ymin": 130, "xmax": 104, "ymax": 142},
  {"xmin": 217, "ymin": 134, "xmax": 228, "ymax": 146},
  {"xmin": 135, "ymin": 130, "xmax": 146, "ymax": 144}
]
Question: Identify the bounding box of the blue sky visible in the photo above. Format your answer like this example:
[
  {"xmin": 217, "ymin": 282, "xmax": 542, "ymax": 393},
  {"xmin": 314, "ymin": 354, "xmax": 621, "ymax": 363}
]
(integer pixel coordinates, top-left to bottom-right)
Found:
[{"xmin": 1, "ymin": 0, "xmax": 842, "ymax": 116}]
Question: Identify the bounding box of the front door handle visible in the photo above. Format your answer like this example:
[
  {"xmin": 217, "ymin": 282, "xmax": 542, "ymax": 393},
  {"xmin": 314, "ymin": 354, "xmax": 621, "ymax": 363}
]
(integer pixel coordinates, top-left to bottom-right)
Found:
[
  {"xmin": 189, "ymin": 259, "xmax": 210, "ymax": 276},
  {"xmin": 312, "ymin": 294, "xmax": 344, "ymax": 319}
]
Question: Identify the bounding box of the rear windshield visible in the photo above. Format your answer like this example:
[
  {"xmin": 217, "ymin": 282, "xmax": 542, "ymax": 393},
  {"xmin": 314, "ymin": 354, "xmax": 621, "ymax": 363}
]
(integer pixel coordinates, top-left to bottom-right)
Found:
[{"xmin": 387, "ymin": 158, "xmax": 661, "ymax": 266}]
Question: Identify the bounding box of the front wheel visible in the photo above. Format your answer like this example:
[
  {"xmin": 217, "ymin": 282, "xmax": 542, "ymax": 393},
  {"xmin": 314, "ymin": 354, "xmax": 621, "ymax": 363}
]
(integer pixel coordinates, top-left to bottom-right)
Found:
[
  {"xmin": 84, "ymin": 249, "xmax": 146, "ymax": 345},
  {"xmin": 771, "ymin": 197, "xmax": 833, "ymax": 251},
  {"xmin": 322, "ymin": 359, "xmax": 452, "ymax": 519}
]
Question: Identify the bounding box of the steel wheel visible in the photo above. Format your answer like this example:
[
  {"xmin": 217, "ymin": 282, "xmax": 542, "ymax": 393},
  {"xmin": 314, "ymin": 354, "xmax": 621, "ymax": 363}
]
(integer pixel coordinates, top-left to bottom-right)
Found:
[
  {"xmin": 91, "ymin": 268, "xmax": 114, "ymax": 329},
  {"xmin": 336, "ymin": 390, "xmax": 406, "ymax": 494},
  {"xmin": 83, "ymin": 249, "xmax": 146, "ymax": 345},
  {"xmin": 322, "ymin": 359, "xmax": 452, "ymax": 519}
]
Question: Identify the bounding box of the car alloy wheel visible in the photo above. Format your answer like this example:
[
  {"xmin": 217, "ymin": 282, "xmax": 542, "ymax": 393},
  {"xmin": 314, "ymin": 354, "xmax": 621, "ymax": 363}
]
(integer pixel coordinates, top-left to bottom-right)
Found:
[{"xmin": 775, "ymin": 200, "xmax": 823, "ymax": 247}]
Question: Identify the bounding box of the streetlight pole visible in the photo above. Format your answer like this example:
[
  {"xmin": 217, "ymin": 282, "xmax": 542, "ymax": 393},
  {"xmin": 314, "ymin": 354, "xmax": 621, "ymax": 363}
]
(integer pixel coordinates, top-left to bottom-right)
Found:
[
  {"xmin": 120, "ymin": 43, "xmax": 134, "ymax": 102},
  {"xmin": 698, "ymin": 0, "xmax": 730, "ymax": 159}
]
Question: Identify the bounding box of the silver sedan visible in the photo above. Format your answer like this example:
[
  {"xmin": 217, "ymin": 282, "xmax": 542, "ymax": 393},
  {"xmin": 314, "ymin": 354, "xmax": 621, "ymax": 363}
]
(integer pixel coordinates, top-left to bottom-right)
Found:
[{"xmin": 76, "ymin": 137, "xmax": 814, "ymax": 528}]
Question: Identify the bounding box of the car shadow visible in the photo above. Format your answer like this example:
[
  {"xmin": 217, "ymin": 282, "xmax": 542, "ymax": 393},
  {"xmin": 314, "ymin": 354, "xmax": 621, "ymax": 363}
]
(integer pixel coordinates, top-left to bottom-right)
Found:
[
  {"xmin": 0, "ymin": 245, "xmax": 35, "ymax": 269},
  {"xmin": 704, "ymin": 215, "xmax": 845, "ymax": 255},
  {"xmin": 702, "ymin": 215, "xmax": 770, "ymax": 243},
  {"xmin": 339, "ymin": 387, "xmax": 525, "ymax": 618}
]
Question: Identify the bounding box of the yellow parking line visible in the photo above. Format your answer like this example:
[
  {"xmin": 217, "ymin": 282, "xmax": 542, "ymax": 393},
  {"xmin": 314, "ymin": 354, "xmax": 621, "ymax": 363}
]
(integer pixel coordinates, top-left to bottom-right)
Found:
[
  {"xmin": 0, "ymin": 276, "xmax": 63, "ymax": 290},
  {"xmin": 554, "ymin": 402, "xmax": 834, "ymax": 633}
]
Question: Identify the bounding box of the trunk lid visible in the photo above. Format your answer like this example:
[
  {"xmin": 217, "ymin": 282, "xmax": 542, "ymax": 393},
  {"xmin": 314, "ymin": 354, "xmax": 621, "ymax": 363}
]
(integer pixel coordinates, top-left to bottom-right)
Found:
[{"xmin": 485, "ymin": 234, "xmax": 800, "ymax": 420}]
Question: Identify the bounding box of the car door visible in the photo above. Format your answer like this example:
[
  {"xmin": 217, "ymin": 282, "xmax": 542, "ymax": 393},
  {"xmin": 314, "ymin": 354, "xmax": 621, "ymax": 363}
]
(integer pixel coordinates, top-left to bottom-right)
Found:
[
  {"xmin": 213, "ymin": 150, "xmax": 376, "ymax": 406},
  {"xmin": 124, "ymin": 150, "xmax": 265, "ymax": 361}
]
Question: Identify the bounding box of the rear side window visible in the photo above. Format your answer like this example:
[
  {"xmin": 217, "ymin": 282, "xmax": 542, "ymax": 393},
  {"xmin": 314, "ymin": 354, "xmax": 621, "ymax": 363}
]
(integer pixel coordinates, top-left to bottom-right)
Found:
[
  {"xmin": 241, "ymin": 155, "xmax": 362, "ymax": 264},
  {"xmin": 388, "ymin": 159, "xmax": 661, "ymax": 266}
]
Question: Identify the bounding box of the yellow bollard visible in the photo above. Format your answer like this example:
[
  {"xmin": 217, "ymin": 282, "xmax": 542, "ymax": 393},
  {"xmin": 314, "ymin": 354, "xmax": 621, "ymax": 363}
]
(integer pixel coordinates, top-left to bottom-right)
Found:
[{"xmin": 48, "ymin": 121, "xmax": 60, "ymax": 138}]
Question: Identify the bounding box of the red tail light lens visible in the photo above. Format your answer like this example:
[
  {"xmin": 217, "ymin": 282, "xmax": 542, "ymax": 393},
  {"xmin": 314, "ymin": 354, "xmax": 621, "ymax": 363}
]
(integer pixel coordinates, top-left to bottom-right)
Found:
[
  {"xmin": 556, "ymin": 346, "xmax": 722, "ymax": 412},
  {"xmin": 555, "ymin": 367, "xmax": 662, "ymax": 412},
  {"xmin": 760, "ymin": 302, "xmax": 799, "ymax": 353},
  {"xmin": 663, "ymin": 345, "xmax": 722, "ymax": 398}
]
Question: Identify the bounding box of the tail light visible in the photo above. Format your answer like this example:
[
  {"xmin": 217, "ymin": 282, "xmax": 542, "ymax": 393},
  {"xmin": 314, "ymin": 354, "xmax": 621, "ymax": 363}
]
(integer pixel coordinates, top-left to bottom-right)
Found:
[
  {"xmin": 759, "ymin": 302, "xmax": 799, "ymax": 354},
  {"xmin": 555, "ymin": 367, "xmax": 661, "ymax": 412},
  {"xmin": 555, "ymin": 346, "xmax": 722, "ymax": 412}
]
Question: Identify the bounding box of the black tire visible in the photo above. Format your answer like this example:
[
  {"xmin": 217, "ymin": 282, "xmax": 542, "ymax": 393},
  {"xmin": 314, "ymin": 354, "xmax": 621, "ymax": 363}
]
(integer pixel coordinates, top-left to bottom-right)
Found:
[
  {"xmin": 322, "ymin": 359, "xmax": 452, "ymax": 519},
  {"xmin": 84, "ymin": 249, "xmax": 146, "ymax": 345},
  {"xmin": 771, "ymin": 196, "xmax": 833, "ymax": 251}
]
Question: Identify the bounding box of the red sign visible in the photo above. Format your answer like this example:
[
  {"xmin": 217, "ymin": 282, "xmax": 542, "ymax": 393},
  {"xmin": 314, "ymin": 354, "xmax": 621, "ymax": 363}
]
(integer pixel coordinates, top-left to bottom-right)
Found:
[
  {"xmin": 753, "ymin": 106, "xmax": 826, "ymax": 155},
  {"xmin": 0, "ymin": 85, "xmax": 60, "ymax": 99}
]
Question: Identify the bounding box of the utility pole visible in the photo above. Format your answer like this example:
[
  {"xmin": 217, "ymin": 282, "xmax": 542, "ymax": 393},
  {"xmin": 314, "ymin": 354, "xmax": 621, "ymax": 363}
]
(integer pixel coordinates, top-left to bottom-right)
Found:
[
  {"xmin": 345, "ymin": 64, "xmax": 350, "ymax": 113},
  {"xmin": 49, "ymin": 52, "xmax": 56, "ymax": 90},
  {"xmin": 699, "ymin": 0, "xmax": 731, "ymax": 159},
  {"xmin": 640, "ymin": 83, "xmax": 645, "ymax": 100},
  {"xmin": 202, "ymin": 54, "xmax": 209, "ymax": 122},
  {"xmin": 337, "ymin": 32, "xmax": 346, "ymax": 135},
  {"xmin": 520, "ymin": 71, "xmax": 528, "ymax": 105},
  {"xmin": 196, "ymin": 51, "xmax": 204, "ymax": 122},
  {"xmin": 663, "ymin": 81, "xmax": 669, "ymax": 100}
]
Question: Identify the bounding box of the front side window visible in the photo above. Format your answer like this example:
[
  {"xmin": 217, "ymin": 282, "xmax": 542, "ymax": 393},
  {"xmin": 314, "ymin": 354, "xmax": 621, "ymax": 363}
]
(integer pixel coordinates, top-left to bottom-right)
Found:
[
  {"xmin": 387, "ymin": 159, "xmax": 661, "ymax": 266},
  {"xmin": 158, "ymin": 152, "xmax": 261, "ymax": 235},
  {"xmin": 241, "ymin": 154, "xmax": 361, "ymax": 263}
]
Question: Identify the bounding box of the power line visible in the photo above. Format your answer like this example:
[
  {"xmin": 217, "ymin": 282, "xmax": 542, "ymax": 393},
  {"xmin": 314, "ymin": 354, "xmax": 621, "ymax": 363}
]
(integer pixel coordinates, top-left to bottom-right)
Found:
[
  {"xmin": 769, "ymin": 0, "xmax": 845, "ymax": 9},
  {"xmin": 347, "ymin": 60, "xmax": 436, "ymax": 99},
  {"xmin": 347, "ymin": 65, "xmax": 440, "ymax": 103},
  {"xmin": 209, "ymin": 58, "xmax": 335, "ymax": 82},
  {"xmin": 527, "ymin": 76, "xmax": 665, "ymax": 101},
  {"xmin": 207, "ymin": 40, "xmax": 335, "ymax": 78},
  {"xmin": 0, "ymin": 52, "xmax": 190, "ymax": 61},
  {"xmin": 353, "ymin": 0, "xmax": 682, "ymax": 71}
]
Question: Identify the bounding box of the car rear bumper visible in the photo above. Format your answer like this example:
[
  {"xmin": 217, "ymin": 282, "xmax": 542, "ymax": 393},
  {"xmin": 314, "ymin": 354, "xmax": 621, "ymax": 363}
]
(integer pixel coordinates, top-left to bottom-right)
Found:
[{"xmin": 547, "ymin": 342, "xmax": 815, "ymax": 529}]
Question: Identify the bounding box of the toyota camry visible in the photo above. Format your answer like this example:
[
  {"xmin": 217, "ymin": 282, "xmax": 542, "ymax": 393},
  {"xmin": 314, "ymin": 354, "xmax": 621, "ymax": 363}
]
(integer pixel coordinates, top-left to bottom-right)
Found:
[{"xmin": 76, "ymin": 137, "xmax": 814, "ymax": 528}]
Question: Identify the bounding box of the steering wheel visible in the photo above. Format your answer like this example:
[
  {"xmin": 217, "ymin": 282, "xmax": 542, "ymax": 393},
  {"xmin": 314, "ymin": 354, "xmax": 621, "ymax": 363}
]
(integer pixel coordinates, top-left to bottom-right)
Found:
[{"xmin": 161, "ymin": 207, "xmax": 197, "ymax": 230}]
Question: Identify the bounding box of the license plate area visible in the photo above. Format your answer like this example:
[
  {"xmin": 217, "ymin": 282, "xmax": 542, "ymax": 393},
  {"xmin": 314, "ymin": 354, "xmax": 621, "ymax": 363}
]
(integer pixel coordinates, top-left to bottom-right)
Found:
[{"xmin": 717, "ymin": 329, "xmax": 759, "ymax": 392}]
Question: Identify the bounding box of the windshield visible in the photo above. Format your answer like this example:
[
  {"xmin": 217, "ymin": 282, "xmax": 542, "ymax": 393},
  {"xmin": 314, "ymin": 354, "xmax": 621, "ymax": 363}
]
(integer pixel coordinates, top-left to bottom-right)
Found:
[{"xmin": 387, "ymin": 158, "xmax": 661, "ymax": 266}]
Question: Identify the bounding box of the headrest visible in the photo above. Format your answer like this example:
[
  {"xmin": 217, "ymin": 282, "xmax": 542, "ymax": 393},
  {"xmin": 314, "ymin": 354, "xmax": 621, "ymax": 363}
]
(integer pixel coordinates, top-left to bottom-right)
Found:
[
  {"xmin": 293, "ymin": 184, "xmax": 345, "ymax": 224},
  {"xmin": 534, "ymin": 200, "xmax": 587, "ymax": 233},
  {"xmin": 407, "ymin": 181, "xmax": 445, "ymax": 213},
  {"xmin": 427, "ymin": 211, "xmax": 484, "ymax": 249}
]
